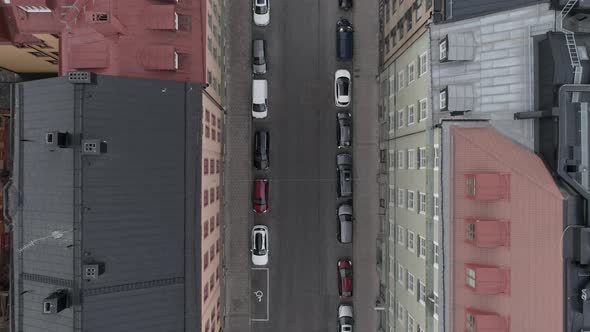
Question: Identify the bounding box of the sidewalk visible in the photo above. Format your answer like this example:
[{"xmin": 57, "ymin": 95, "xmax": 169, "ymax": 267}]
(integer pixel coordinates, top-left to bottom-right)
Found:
[
  {"xmin": 221, "ymin": 0, "xmax": 252, "ymax": 331},
  {"xmin": 352, "ymin": 0, "xmax": 380, "ymax": 330}
]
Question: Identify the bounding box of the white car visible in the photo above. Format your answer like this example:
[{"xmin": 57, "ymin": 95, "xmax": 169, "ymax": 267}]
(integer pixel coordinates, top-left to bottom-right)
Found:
[
  {"xmin": 251, "ymin": 225, "xmax": 269, "ymax": 266},
  {"xmin": 335, "ymin": 69, "xmax": 351, "ymax": 107},
  {"xmin": 252, "ymin": 79, "xmax": 268, "ymax": 119},
  {"xmin": 338, "ymin": 304, "xmax": 353, "ymax": 332},
  {"xmin": 253, "ymin": 0, "xmax": 270, "ymax": 26}
]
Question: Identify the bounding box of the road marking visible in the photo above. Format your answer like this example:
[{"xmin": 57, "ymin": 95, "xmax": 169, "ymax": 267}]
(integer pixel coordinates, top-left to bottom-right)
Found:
[{"xmin": 251, "ymin": 267, "xmax": 269, "ymax": 322}]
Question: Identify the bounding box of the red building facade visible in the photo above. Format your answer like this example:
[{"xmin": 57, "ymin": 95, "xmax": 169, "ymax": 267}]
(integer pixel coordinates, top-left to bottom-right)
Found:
[{"xmin": 449, "ymin": 126, "xmax": 564, "ymax": 332}]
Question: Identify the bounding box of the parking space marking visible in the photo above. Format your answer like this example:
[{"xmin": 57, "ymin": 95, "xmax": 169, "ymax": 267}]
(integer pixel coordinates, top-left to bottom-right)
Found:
[{"xmin": 251, "ymin": 267, "xmax": 269, "ymax": 322}]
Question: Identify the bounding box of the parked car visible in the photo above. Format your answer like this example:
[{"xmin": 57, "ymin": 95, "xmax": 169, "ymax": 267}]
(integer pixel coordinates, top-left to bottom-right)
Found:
[
  {"xmin": 254, "ymin": 130, "xmax": 270, "ymax": 170},
  {"xmin": 338, "ymin": 0, "xmax": 352, "ymax": 10},
  {"xmin": 252, "ymin": 39, "xmax": 267, "ymax": 74},
  {"xmin": 338, "ymin": 304, "xmax": 354, "ymax": 332},
  {"xmin": 253, "ymin": 0, "xmax": 270, "ymax": 26},
  {"xmin": 337, "ymin": 153, "xmax": 352, "ymax": 197},
  {"xmin": 253, "ymin": 178, "xmax": 269, "ymax": 213},
  {"xmin": 337, "ymin": 112, "xmax": 352, "ymax": 148},
  {"xmin": 251, "ymin": 225, "xmax": 269, "ymax": 266},
  {"xmin": 338, "ymin": 203, "xmax": 353, "ymax": 243},
  {"xmin": 252, "ymin": 79, "xmax": 268, "ymax": 119},
  {"xmin": 335, "ymin": 69, "xmax": 351, "ymax": 107},
  {"xmin": 336, "ymin": 19, "xmax": 353, "ymax": 60},
  {"xmin": 338, "ymin": 259, "xmax": 353, "ymax": 298}
]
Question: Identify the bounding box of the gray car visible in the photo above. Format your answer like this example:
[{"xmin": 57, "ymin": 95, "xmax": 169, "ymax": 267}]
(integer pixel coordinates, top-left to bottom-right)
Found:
[
  {"xmin": 337, "ymin": 153, "xmax": 352, "ymax": 197},
  {"xmin": 338, "ymin": 203, "xmax": 353, "ymax": 243},
  {"xmin": 337, "ymin": 112, "xmax": 351, "ymax": 148},
  {"xmin": 252, "ymin": 39, "xmax": 267, "ymax": 74}
]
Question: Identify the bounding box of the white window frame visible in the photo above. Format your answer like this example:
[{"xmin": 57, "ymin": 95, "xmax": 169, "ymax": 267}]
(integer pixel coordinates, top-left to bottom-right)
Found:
[
  {"xmin": 390, "ymin": 151, "xmax": 396, "ymax": 170},
  {"xmin": 407, "ymin": 314, "xmax": 415, "ymax": 332},
  {"xmin": 419, "ymin": 236, "xmax": 426, "ymax": 258},
  {"xmin": 419, "ymin": 98, "xmax": 428, "ymax": 121},
  {"xmin": 389, "ymin": 188, "xmax": 396, "ymax": 203},
  {"xmin": 418, "ymin": 281, "xmax": 426, "ymax": 305},
  {"xmin": 397, "ymin": 302, "xmax": 405, "ymax": 323},
  {"xmin": 408, "ymin": 62, "xmax": 416, "ymax": 84},
  {"xmin": 407, "ymin": 190, "xmax": 415, "ymax": 211},
  {"xmin": 389, "ymin": 113, "xmax": 396, "ymax": 131},
  {"xmin": 433, "ymin": 193, "xmax": 440, "ymax": 220},
  {"xmin": 407, "ymin": 230, "xmax": 415, "ymax": 252},
  {"xmin": 434, "ymin": 241, "xmax": 440, "ymax": 268},
  {"xmin": 467, "ymin": 223, "xmax": 476, "ymax": 241},
  {"xmin": 433, "ymin": 292, "xmax": 439, "ymax": 320},
  {"xmin": 434, "ymin": 144, "xmax": 440, "ymax": 170},
  {"xmin": 467, "ymin": 267, "xmax": 476, "ymax": 288},
  {"xmin": 397, "ymin": 150, "xmax": 406, "ymax": 169},
  {"xmin": 439, "ymin": 89, "xmax": 447, "ymax": 110},
  {"xmin": 397, "ymin": 188, "xmax": 406, "ymax": 207},
  {"xmin": 418, "ymin": 326, "xmax": 425, "ymax": 332},
  {"xmin": 398, "ymin": 70, "xmax": 405, "ymax": 91},
  {"xmin": 397, "ymin": 109, "xmax": 406, "ymax": 128},
  {"xmin": 407, "ymin": 271, "xmax": 415, "ymax": 294},
  {"xmin": 419, "ymin": 51, "xmax": 428, "ymax": 76},
  {"xmin": 398, "ymin": 264, "xmax": 406, "ymax": 286},
  {"xmin": 418, "ymin": 192, "xmax": 427, "ymax": 214},
  {"xmin": 407, "ymin": 149, "xmax": 416, "ymax": 169},
  {"xmin": 439, "ymin": 39, "xmax": 447, "ymax": 61},
  {"xmin": 397, "ymin": 225, "xmax": 405, "ymax": 245},
  {"xmin": 407, "ymin": 104, "xmax": 416, "ymax": 125},
  {"xmin": 418, "ymin": 147, "xmax": 427, "ymax": 169}
]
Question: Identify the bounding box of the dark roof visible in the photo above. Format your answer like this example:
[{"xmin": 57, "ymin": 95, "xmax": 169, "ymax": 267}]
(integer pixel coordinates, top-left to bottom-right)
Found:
[
  {"xmin": 434, "ymin": 0, "xmax": 549, "ymax": 22},
  {"xmin": 10, "ymin": 74, "xmax": 202, "ymax": 332}
]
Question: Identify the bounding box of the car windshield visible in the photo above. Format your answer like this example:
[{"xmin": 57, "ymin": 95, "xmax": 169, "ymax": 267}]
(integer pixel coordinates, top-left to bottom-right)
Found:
[
  {"xmin": 340, "ymin": 126, "xmax": 350, "ymax": 142},
  {"xmin": 254, "ymin": 197, "xmax": 266, "ymax": 205},
  {"xmin": 343, "ymin": 170, "xmax": 351, "ymax": 182},
  {"xmin": 341, "ymin": 214, "xmax": 352, "ymax": 222},
  {"xmin": 338, "ymin": 79, "xmax": 349, "ymax": 96},
  {"xmin": 255, "ymin": 5, "xmax": 268, "ymax": 14},
  {"xmin": 253, "ymin": 103, "xmax": 267, "ymax": 113},
  {"xmin": 254, "ymin": 56, "xmax": 265, "ymax": 65},
  {"xmin": 254, "ymin": 233, "xmax": 266, "ymax": 254},
  {"xmin": 340, "ymin": 267, "xmax": 352, "ymax": 277}
]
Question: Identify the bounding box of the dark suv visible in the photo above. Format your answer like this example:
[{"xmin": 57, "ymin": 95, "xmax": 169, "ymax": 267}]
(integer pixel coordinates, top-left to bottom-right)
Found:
[
  {"xmin": 339, "ymin": 0, "xmax": 352, "ymax": 10},
  {"xmin": 337, "ymin": 112, "xmax": 351, "ymax": 148},
  {"xmin": 254, "ymin": 130, "xmax": 270, "ymax": 170},
  {"xmin": 337, "ymin": 153, "xmax": 352, "ymax": 198},
  {"xmin": 337, "ymin": 19, "xmax": 353, "ymax": 60}
]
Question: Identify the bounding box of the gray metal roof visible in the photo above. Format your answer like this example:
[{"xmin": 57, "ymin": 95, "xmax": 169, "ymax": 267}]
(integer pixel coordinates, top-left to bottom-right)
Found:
[
  {"xmin": 10, "ymin": 74, "xmax": 202, "ymax": 332},
  {"xmin": 435, "ymin": 0, "xmax": 549, "ymax": 22}
]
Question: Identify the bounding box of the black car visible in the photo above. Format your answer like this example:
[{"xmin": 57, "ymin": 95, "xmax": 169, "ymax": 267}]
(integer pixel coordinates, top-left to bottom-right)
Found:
[
  {"xmin": 254, "ymin": 130, "xmax": 270, "ymax": 170},
  {"xmin": 337, "ymin": 112, "xmax": 352, "ymax": 148},
  {"xmin": 339, "ymin": 0, "xmax": 352, "ymax": 10},
  {"xmin": 337, "ymin": 18, "xmax": 353, "ymax": 60},
  {"xmin": 337, "ymin": 153, "xmax": 352, "ymax": 198}
]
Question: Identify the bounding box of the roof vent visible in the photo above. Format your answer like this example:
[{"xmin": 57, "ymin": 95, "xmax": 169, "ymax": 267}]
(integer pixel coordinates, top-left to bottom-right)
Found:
[
  {"xmin": 83, "ymin": 262, "xmax": 105, "ymax": 280},
  {"xmin": 42, "ymin": 290, "xmax": 69, "ymax": 314},
  {"xmin": 67, "ymin": 71, "xmax": 93, "ymax": 84},
  {"xmin": 81, "ymin": 139, "xmax": 107, "ymax": 155},
  {"xmin": 91, "ymin": 12, "xmax": 109, "ymax": 22},
  {"xmin": 45, "ymin": 131, "xmax": 71, "ymax": 149}
]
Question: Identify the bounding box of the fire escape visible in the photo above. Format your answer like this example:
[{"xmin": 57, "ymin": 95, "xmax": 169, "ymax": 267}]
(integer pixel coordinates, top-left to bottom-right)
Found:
[{"xmin": 558, "ymin": 0, "xmax": 583, "ymax": 101}]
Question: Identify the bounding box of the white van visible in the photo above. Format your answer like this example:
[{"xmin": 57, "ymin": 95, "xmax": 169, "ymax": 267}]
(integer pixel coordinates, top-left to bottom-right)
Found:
[{"xmin": 252, "ymin": 79, "xmax": 268, "ymax": 119}]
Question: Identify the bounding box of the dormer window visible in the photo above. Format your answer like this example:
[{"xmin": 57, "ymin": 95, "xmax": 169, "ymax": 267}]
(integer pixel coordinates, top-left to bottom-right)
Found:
[
  {"xmin": 439, "ymin": 88, "xmax": 448, "ymax": 111},
  {"xmin": 465, "ymin": 309, "xmax": 508, "ymax": 332},
  {"xmin": 465, "ymin": 218, "xmax": 510, "ymax": 248},
  {"xmin": 465, "ymin": 264, "xmax": 509, "ymax": 295},
  {"xmin": 439, "ymin": 33, "xmax": 475, "ymax": 62},
  {"xmin": 465, "ymin": 173, "xmax": 510, "ymax": 201},
  {"xmin": 439, "ymin": 36, "xmax": 448, "ymax": 62}
]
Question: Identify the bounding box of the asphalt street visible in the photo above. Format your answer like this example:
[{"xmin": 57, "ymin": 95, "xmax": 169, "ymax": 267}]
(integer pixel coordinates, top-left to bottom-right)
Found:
[{"xmin": 224, "ymin": 0, "xmax": 379, "ymax": 331}]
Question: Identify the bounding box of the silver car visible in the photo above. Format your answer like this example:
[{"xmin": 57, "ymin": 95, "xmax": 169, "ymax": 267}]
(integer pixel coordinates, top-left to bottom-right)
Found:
[
  {"xmin": 251, "ymin": 225, "xmax": 269, "ymax": 266},
  {"xmin": 338, "ymin": 203, "xmax": 353, "ymax": 243},
  {"xmin": 338, "ymin": 304, "xmax": 353, "ymax": 332},
  {"xmin": 252, "ymin": 39, "xmax": 267, "ymax": 75}
]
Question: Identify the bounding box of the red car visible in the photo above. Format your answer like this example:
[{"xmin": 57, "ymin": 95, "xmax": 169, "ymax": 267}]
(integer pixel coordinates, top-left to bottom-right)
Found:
[
  {"xmin": 253, "ymin": 178, "xmax": 269, "ymax": 213},
  {"xmin": 338, "ymin": 259, "xmax": 353, "ymax": 298}
]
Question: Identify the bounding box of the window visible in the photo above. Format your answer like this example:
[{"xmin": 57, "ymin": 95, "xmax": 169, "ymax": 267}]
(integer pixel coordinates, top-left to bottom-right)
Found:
[
  {"xmin": 418, "ymin": 192, "xmax": 426, "ymax": 214},
  {"xmin": 397, "ymin": 225, "xmax": 405, "ymax": 245},
  {"xmin": 397, "ymin": 70, "xmax": 405, "ymax": 91},
  {"xmin": 418, "ymin": 147, "xmax": 427, "ymax": 169},
  {"xmin": 210, "ymin": 275, "xmax": 215, "ymax": 290},
  {"xmin": 204, "ymin": 221, "xmax": 209, "ymax": 238},
  {"xmin": 212, "ymin": 128, "xmax": 216, "ymax": 141},
  {"xmin": 385, "ymin": 33, "xmax": 390, "ymax": 53},
  {"xmin": 407, "ymin": 272, "xmax": 415, "ymax": 294},
  {"xmin": 433, "ymin": 194, "xmax": 440, "ymax": 220},
  {"xmin": 389, "ymin": 151, "xmax": 396, "ymax": 168},
  {"xmin": 206, "ymin": 110, "xmax": 210, "ymax": 123},
  {"xmin": 434, "ymin": 242, "xmax": 440, "ymax": 268},
  {"xmin": 205, "ymin": 125, "xmax": 210, "ymax": 138},
  {"xmin": 419, "ymin": 52, "xmax": 428, "ymax": 76},
  {"xmin": 408, "ymin": 62, "xmax": 415, "ymax": 83},
  {"xmin": 210, "ymin": 217, "xmax": 215, "ymax": 232},
  {"xmin": 439, "ymin": 38, "xmax": 448, "ymax": 61},
  {"xmin": 207, "ymin": 70, "xmax": 213, "ymax": 85},
  {"xmin": 204, "ymin": 190, "xmax": 209, "ymax": 206},
  {"xmin": 391, "ymin": 30, "xmax": 397, "ymax": 48},
  {"xmin": 204, "ymin": 283, "xmax": 209, "ymax": 301},
  {"xmin": 466, "ymin": 176, "xmax": 476, "ymax": 196},
  {"xmin": 390, "ymin": 188, "xmax": 396, "ymax": 203},
  {"xmin": 406, "ymin": 9, "xmax": 413, "ymax": 32},
  {"xmin": 397, "ymin": 302, "xmax": 405, "ymax": 323},
  {"xmin": 204, "ymin": 159, "xmax": 209, "ymax": 175},
  {"xmin": 203, "ymin": 252, "xmax": 209, "ymax": 270},
  {"xmin": 218, "ymin": 118, "xmax": 221, "ymax": 129},
  {"xmin": 419, "ymin": 98, "xmax": 428, "ymax": 121},
  {"xmin": 397, "ymin": 150, "xmax": 406, "ymax": 169},
  {"xmin": 407, "ymin": 104, "xmax": 415, "ymax": 125},
  {"xmin": 417, "ymin": 326, "xmax": 424, "ymax": 332},
  {"xmin": 397, "ymin": 109, "xmax": 405, "ymax": 128},
  {"xmin": 433, "ymin": 293, "xmax": 439, "ymax": 319},
  {"xmin": 210, "ymin": 187, "xmax": 215, "ymax": 203},
  {"xmin": 398, "ymin": 264, "xmax": 406, "ymax": 286},
  {"xmin": 397, "ymin": 188, "xmax": 405, "ymax": 207},
  {"xmin": 466, "ymin": 223, "xmax": 476, "ymax": 241},
  {"xmin": 29, "ymin": 51, "xmax": 48, "ymax": 57},
  {"xmin": 418, "ymin": 236, "xmax": 426, "ymax": 258},
  {"xmin": 407, "ymin": 191, "xmax": 415, "ymax": 211},
  {"xmin": 216, "ymin": 239, "xmax": 220, "ymax": 253},
  {"xmin": 407, "ymin": 314, "xmax": 414, "ymax": 332},
  {"xmin": 216, "ymin": 213, "xmax": 220, "ymax": 226},
  {"xmin": 434, "ymin": 145, "xmax": 440, "ymax": 169},
  {"xmin": 466, "ymin": 267, "xmax": 476, "ymax": 288},
  {"xmin": 416, "ymin": 0, "xmax": 422, "ymax": 20},
  {"xmin": 407, "ymin": 149, "xmax": 416, "ymax": 169},
  {"xmin": 418, "ymin": 281, "xmax": 426, "ymax": 305},
  {"xmin": 212, "ymin": 114, "xmax": 216, "ymax": 126},
  {"xmin": 217, "ymin": 159, "xmax": 220, "ymax": 173},
  {"xmin": 210, "ymin": 245, "xmax": 215, "ymax": 261},
  {"xmin": 466, "ymin": 312, "xmax": 475, "ymax": 332},
  {"xmin": 439, "ymin": 88, "xmax": 447, "ymax": 111},
  {"xmin": 407, "ymin": 230, "xmax": 415, "ymax": 252}
]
